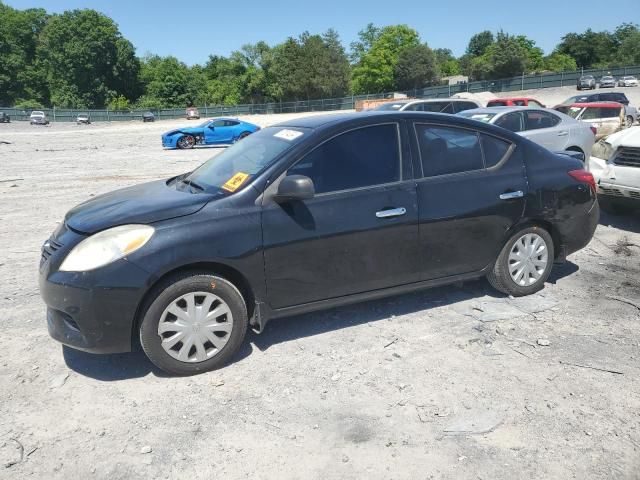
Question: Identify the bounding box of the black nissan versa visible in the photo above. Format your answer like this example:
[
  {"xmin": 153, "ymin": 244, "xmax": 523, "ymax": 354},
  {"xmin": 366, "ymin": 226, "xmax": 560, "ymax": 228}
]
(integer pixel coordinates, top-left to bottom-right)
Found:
[{"xmin": 39, "ymin": 112, "xmax": 599, "ymax": 375}]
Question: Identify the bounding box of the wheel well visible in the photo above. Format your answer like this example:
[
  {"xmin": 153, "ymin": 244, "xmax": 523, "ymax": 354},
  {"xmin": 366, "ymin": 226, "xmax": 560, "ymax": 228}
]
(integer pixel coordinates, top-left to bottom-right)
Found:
[
  {"xmin": 518, "ymin": 219, "xmax": 562, "ymax": 259},
  {"xmin": 565, "ymin": 146, "xmax": 584, "ymax": 155},
  {"xmin": 131, "ymin": 262, "xmax": 255, "ymax": 350}
]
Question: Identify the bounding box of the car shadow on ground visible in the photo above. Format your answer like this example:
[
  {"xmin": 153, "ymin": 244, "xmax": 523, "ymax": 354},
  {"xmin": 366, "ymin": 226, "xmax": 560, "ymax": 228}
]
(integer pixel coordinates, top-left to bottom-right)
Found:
[
  {"xmin": 599, "ymin": 210, "xmax": 640, "ymax": 234},
  {"xmin": 64, "ymin": 265, "xmax": 579, "ymax": 381}
]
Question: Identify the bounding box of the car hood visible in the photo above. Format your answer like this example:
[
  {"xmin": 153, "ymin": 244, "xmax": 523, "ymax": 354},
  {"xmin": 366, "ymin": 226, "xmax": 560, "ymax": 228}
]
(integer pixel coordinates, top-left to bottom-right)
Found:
[
  {"xmin": 65, "ymin": 179, "xmax": 213, "ymax": 234},
  {"xmin": 604, "ymin": 127, "xmax": 640, "ymax": 148},
  {"xmin": 163, "ymin": 127, "xmax": 204, "ymax": 137}
]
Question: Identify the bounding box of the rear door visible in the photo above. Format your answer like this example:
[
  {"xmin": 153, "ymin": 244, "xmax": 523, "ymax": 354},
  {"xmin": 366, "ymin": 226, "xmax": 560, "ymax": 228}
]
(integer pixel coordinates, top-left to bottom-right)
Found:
[
  {"xmin": 518, "ymin": 110, "xmax": 566, "ymax": 151},
  {"xmin": 262, "ymin": 122, "xmax": 420, "ymax": 308},
  {"xmin": 411, "ymin": 122, "xmax": 526, "ymax": 279}
]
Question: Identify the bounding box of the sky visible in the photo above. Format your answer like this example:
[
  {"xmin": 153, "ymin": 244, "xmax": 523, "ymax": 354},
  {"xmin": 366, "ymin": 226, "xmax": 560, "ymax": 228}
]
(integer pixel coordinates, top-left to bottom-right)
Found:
[{"xmin": 5, "ymin": 0, "xmax": 639, "ymax": 65}]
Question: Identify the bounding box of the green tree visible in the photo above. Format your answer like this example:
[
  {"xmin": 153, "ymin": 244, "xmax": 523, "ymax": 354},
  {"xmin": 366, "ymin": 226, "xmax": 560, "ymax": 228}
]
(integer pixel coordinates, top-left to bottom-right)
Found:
[
  {"xmin": 394, "ymin": 44, "xmax": 439, "ymax": 90},
  {"xmin": 434, "ymin": 48, "xmax": 460, "ymax": 76},
  {"xmin": 36, "ymin": 9, "xmax": 141, "ymax": 108},
  {"xmin": 466, "ymin": 30, "xmax": 494, "ymax": 57},
  {"xmin": 0, "ymin": 3, "xmax": 49, "ymax": 106},
  {"xmin": 544, "ymin": 52, "xmax": 577, "ymax": 72},
  {"xmin": 270, "ymin": 30, "xmax": 350, "ymax": 101},
  {"xmin": 555, "ymin": 29, "xmax": 616, "ymax": 68},
  {"xmin": 139, "ymin": 55, "xmax": 193, "ymax": 107},
  {"xmin": 351, "ymin": 25, "xmax": 420, "ymax": 94}
]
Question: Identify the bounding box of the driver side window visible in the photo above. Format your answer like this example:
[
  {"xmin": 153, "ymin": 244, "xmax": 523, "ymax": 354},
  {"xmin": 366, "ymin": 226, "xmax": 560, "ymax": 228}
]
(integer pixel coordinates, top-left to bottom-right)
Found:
[
  {"xmin": 210, "ymin": 120, "xmax": 226, "ymax": 127},
  {"xmin": 495, "ymin": 112, "xmax": 523, "ymax": 132},
  {"xmin": 287, "ymin": 124, "xmax": 401, "ymax": 194}
]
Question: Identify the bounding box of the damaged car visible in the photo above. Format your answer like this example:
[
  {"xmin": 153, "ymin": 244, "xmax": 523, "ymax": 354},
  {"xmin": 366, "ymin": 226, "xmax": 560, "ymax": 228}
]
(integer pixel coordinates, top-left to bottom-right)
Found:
[
  {"xmin": 40, "ymin": 112, "xmax": 599, "ymax": 375},
  {"xmin": 588, "ymin": 127, "xmax": 640, "ymax": 212},
  {"xmin": 162, "ymin": 117, "xmax": 260, "ymax": 149}
]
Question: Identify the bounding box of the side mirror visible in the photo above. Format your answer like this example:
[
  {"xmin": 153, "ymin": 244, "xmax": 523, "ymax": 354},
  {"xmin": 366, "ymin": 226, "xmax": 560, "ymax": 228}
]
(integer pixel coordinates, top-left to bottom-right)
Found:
[
  {"xmin": 274, "ymin": 175, "xmax": 315, "ymax": 202},
  {"xmin": 208, "ymin": 125, "xmax": 215, "ymax": 130}
]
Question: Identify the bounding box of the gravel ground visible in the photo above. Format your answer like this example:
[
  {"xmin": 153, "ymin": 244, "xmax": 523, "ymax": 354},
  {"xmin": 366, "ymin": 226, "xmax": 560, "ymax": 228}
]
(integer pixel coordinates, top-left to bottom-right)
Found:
[{"xmin": 0, "ymin": 117, "xmax": 639, "ymax": 479}]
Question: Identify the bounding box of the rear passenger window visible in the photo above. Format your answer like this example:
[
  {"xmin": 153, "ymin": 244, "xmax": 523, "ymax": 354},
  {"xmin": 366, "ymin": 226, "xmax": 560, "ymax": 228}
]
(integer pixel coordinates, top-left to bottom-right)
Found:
[
  {"xmin": 422, "ymin": 102, "xmax": 454, "ymax": 114},
  {"xmin": 287, "ymin": 124, "xmax": 400, "ymax": 194},
  {"xmin": 415, "ymin": 125, "xmax": 483, "ymax": 177},
  {"xmin": 455, "ymin": 102, "xmax": 479, "ymax": 113},
  {"xmin": 523, "ymin": 111, "xmax": 560, "ymax": 130},
  {"xmin": 481, "ymin": 135, "xmax": 511, "ymax": 168}
]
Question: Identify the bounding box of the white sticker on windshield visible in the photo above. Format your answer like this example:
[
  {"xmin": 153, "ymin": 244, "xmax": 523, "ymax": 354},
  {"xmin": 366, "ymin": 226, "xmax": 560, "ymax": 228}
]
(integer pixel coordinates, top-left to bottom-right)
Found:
[{"xmin": 274, "ymin": 129, "xmax": 303, "ymax": 141}]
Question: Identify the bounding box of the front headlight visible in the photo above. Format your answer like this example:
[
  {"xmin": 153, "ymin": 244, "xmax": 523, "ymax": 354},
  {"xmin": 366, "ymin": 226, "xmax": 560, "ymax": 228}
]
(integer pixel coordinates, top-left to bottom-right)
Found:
[
  {"xmin": 59, "ymin": 224, "xmax": 155, "ymax": 272},
  {"xmin": 591, "ymin": 140, "xmax": 615, "ymax": 161}
]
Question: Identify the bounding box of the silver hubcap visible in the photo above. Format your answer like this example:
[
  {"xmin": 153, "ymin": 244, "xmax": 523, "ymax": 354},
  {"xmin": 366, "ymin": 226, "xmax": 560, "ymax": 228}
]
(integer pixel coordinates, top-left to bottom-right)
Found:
[
  {"xmin": 158, "ymin": 292, "xmax": 233, "ymax": 363},
  {"xmin": 508, "ymin": 233, "xmax": 549, "ymax": 286}
]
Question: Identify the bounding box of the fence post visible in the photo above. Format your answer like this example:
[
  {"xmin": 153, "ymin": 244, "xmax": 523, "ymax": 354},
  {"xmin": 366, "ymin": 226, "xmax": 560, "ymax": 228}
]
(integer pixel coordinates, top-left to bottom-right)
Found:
[{"xmin": 561, "ymin": 72, "xmax": 563, "ymax": 87}]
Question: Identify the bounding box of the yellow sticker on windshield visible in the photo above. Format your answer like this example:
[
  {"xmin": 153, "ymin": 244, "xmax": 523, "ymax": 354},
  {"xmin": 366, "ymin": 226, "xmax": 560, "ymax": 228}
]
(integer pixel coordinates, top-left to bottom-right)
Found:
[{"xmin": 222, "ymin": 172, "xmax": 249, "ymax": 192}]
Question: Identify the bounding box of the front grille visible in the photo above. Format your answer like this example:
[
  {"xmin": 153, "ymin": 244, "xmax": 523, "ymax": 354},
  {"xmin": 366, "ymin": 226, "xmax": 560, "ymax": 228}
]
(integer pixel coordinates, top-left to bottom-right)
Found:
[
  {"xmin": 598, "ymin": 186, "xmax": 624, "ymax": 197},
  {"xmin": 613, "ymin": 147, "xmax": 640, "ymax": 167},
  {"xmin": 41, "ymin": 238, "xmax": 63, "ymax": 262}
]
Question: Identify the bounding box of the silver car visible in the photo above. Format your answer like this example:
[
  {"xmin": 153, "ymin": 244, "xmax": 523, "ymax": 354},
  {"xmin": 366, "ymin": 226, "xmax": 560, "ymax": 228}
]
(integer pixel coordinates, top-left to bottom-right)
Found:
[
  {"xmin": 458, "ymin": 107, "xmax": 595, "ymax": 159},
  {"xmin": 599, "ymin": 76, "xmax": 616, "ymax": 88},
  {"xmin": 374, "ymin": 98, "xmax": 482, "ymax": 114}
]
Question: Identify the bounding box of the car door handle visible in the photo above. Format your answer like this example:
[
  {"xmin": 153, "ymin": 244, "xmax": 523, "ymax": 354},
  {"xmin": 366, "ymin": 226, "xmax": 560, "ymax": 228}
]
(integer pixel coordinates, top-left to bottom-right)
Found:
[
  {"xmin": 557, "ymin": 131, "xmax": 569, "ymax": 137},
  {"xmin": 499, "ymin": 191, "xmax": 524, "ymax": 200},
  {"xmin": 376, "ymin": 207, "xmax": 407, "ymax": 218}
]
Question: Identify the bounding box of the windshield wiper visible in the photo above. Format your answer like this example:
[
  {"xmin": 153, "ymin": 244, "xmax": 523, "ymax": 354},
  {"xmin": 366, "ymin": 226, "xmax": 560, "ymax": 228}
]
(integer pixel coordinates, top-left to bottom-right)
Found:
[{"xmin": 180, "ymin": 178, "xmax": 205, "ymax": 192}]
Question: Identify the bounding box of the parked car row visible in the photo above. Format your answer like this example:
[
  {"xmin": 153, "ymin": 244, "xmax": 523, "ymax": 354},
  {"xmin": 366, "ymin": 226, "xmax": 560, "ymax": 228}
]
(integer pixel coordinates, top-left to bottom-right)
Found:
[{"xmin": 577, "ymin": 75, "xmax": 638, "ymax": 90}]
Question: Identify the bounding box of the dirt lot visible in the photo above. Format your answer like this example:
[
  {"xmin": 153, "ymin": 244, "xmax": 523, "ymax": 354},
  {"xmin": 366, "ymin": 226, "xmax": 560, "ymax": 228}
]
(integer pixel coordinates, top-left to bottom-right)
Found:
[{"xmin": 1, "ymin": 118, "xmax": 639, "ymax": 480}]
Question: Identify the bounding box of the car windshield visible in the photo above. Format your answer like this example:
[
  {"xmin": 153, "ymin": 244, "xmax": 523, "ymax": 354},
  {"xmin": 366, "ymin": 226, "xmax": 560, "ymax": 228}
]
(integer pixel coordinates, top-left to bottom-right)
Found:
[
  {"xmin": 457, "ymin": 111, "xmax": 498, "ymax": 123},
  {"xmin": 197, "ymin": 120, "xmax": 213, "ymax": 127},
  {"xmin": 185, "ymin": 126, "xmax": 307, "ymax": 194},
  {"xmin": 555, "ymin": 106, "xmax": 581, "ymax": 119},
  {"xmin": 563, "ymin": 95, "xmax": 588, "ymax": 104},
  {"xmin": 581, "ymin": 76, "xmax": 594, "ymax": 80},
  {"xmin": 375, "ymin": 102, "xmax": 407, "ymax": 111}
]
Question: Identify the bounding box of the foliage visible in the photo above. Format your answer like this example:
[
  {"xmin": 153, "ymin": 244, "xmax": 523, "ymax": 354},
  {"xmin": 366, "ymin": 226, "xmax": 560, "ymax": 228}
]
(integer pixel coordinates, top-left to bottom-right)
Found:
[
  {"xmin": 351, "ymin": 25, "xmax": 420, "ymax": 93},
  {"xmin": 544, "ymin": 53, "xmax": 577, "ymax": 72},
  {"xmin": 466, "ymin": 31, "xmax": 494, "ymax": 57},
  {"xmin": 37, "ymin": 9, "xmax": 141, "ymax": 108},
  {"xmin": 395, "ymin": 44, "xmax": 439, "ymax": 90},
  {"xmin": 434, "ymin": 49, "xmax": 460, "ymax": 77},
  {"xmin": 0, "ymin": 1, "xmax": 639, "ymax": 109}
]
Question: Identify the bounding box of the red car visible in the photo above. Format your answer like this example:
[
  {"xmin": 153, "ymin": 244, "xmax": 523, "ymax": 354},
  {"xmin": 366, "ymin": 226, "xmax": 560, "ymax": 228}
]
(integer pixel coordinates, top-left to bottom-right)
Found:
[{"xmin": 487, "ymin": 97, "xmax": 546, "ymax": 108}]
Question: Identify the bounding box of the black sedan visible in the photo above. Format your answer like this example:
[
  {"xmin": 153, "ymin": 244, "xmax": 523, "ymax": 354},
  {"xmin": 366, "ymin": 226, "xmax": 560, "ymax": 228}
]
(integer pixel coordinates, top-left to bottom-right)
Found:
[{"xmin": 39, "ymin": 112, "xmax": 599, "ymax": 375}]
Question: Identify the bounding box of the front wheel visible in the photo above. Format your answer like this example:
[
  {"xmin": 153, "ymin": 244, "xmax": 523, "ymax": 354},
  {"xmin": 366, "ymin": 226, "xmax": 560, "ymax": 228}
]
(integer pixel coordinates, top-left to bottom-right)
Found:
[
  {"xmin": 177, "ymin": 135, "xmax": 195, "ymax": 149},
  {"xmin": 139, "ymin": 274, "xmax": 248, "ymax": 375},
  {"xmin": 487, "ymin": 226, "xmax": 554, "ymax": 297},
  {"xmin": 626, "ymin": 116, "xmax": 634, "ymax": 128}
]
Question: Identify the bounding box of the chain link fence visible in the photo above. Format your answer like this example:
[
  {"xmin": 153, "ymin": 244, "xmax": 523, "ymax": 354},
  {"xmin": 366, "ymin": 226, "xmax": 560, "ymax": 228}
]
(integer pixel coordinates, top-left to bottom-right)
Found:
[{"xmin": 2, "ymin": 65, "xmax": 639, "ymax": 122}]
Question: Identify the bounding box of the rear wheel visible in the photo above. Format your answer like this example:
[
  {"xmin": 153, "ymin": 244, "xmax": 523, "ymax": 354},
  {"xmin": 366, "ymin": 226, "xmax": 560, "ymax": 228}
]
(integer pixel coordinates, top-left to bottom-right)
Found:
[
  {"xmin": 139, "ymin": 274, "xmax": 248, "ymax": 375},
  {"xmin": 626, "ymin": 116, "xmax": 634, "ymax": 128},
  {"xmin": 487, "ymin": 226, "xmax": 554, "ymax": 297},
  {"xmin": 235, "ymin": 131, "xmax": 251, "ymax": 143},
  {"xmin": 177, "ymin": 135, "xmax": 195, "ymax": 149}
]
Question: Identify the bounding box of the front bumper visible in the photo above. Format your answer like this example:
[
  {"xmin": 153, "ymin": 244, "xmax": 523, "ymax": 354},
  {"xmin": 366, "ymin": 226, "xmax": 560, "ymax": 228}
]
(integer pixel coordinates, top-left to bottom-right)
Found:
[
  {"xmin": 39, "ymin": 226, "xmax": 153, "ymax": 354},
  {"xmin": 589, "ymin": 156, "xmax": 640, "ymax": 201}
]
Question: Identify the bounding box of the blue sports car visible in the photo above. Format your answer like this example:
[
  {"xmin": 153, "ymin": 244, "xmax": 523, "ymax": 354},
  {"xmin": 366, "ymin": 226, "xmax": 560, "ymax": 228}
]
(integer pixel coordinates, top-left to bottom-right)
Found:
[{"xmin": 161, "ymin": 117, "xmax": 260, "ymax": 149}]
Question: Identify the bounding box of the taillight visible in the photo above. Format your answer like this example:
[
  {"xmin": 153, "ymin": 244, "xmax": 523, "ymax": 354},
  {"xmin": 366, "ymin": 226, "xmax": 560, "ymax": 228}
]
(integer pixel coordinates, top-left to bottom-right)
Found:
[
  {"xmin": 568, "ymin": 169, "xmax": 596, "ymax": 193},
  {"xmin": 589, "ymin": 126, "xmax": 597, "ymax": 135}
]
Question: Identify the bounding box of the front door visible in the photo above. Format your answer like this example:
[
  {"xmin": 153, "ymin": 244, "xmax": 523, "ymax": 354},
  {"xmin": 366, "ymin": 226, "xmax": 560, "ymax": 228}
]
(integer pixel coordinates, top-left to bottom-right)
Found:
[
  {"xmin": 262, "ymin": 123, "xmax": 420, "ymax": 309},
  {"xmin": 204, "ymin": 120, "xmax": 234, "ymax": 144},
  {"xmin": 518, "ymin": 110, "xmax": 566, "ymax": 151},
  {"xmin": 411, "ymin": 123, "xmax": 526, "ymax": 280}
]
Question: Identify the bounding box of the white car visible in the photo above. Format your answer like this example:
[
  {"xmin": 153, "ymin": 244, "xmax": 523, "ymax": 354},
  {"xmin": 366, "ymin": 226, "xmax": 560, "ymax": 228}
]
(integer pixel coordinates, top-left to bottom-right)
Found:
[
  {"xmin": 617, "ymin": 76, "xmax": 638, "ymax": 87},
  {"xmin": 29, "ymin": 111, "xmax": 49, "ymax": 125},
  {"xmin": 588, "ymin": 127, "xmax": 640, "ymax": 212}
]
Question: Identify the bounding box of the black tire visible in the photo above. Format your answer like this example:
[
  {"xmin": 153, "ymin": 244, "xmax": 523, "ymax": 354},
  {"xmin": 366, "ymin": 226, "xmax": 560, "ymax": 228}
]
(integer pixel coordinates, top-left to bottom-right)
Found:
[
  {"xmin": 487, "ymin": 226, "xmax": 555, "ymax": 297},
  {"xmin": 235, "ymin": 131, "xmax": 251, "ymax": 142},
  {"xmin": 139, "ymin": 273, "xmax": 248, "ymax": 375},
  {"xmin": 626, "ymin": 116, "xmax": 634, "ymax": 128},
  {"xmin": 177, "ymin": 135, "xmax": 195, "ymax": 149}
]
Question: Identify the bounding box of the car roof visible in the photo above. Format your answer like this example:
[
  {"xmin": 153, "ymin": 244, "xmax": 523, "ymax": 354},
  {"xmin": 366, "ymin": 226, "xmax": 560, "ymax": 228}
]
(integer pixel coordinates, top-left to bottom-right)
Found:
[
  {"xmin": 566, "ymin": 102, "xmax": 623, "ymax": 108},
  {"xmin": 273, "ymin": 110, "xmax": 525, "ymax": 138},
  {"xmin": 489, "ymin": 97, "xmax": 540, "ymax": 102},
  {"xmin": 463, "ymin": 106, "xmax": 543, "ymax": 114}
]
